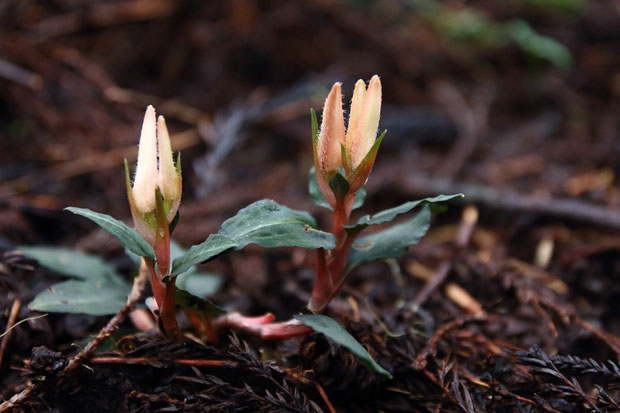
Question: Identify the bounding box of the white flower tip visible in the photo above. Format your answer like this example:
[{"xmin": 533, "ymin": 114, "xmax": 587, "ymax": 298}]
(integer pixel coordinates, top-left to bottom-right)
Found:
[
  {"xmin": 157, "ymin": 115, "xmax": 180, "ymax": 201},
  {"xmin": 133, "ymin": 106, "xmax": 158, "ymax": 213}
]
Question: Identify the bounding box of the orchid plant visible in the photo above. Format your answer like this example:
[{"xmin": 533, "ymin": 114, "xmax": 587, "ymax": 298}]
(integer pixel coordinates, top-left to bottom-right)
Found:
[{"xmin": 24, "ymin": 76, "xmax": 461, "ymax": 375}]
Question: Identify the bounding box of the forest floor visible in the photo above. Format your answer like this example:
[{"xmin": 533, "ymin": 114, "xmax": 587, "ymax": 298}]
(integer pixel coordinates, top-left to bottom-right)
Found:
[{"xmin": 1, "ymin": 1, "xmax": 619, "ymax": 412}]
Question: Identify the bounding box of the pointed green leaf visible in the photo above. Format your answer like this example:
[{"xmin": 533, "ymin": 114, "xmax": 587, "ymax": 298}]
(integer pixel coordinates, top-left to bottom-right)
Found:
[
  {"xmin": 172, "ymin": 200, "xmax": 337, "ymax": 276},
  {"xmin": 294, "ymin": 314, "xmax": 391, "ymax": 377},
  {"xmin": 29, "ymin": 279, "xmax": 130, "ymax": 315},
  {"xmin": 311, "ymin": 108, "xmax": 319, "ymax": 146},
  {"xmin": 343, "ymin": 194, "xmax": 463, "ymax": 233},
  {"xmin": 175, "ymin": 288, "xmax": 226, "ymax": 317},
  {"xmin": 171, "ymin": 234, "xmax": 238, "ymax": 276},
  {"xmin": 308, "ymin": 167, "xmax": 366, "ymax": 211},
  {"xmin": 65, "ymin": 207, "xmax": 155, "ymax": 260},
  {"xmin": 20, "ymin": 246, "xmax": 124, "ymax": 284},
  {"xmin": 217, "ymin": 199, "xmax": 336, "ymax": 250},
  {"xmin": 346, "ymin": 206, "xmax": 431, "ymax": 273},
  {"xmin": 347, "ymin": 130, "xmax": 386, "ymax": 191}
]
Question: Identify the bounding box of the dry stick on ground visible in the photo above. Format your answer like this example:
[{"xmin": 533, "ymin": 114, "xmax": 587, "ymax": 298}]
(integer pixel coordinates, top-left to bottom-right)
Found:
[
  {"xmin": 0, "ymin": 260, "xmax": 148, "ymax": 412},
  {"xmin": 411, "ymin": 205, "xmax": 479, "ymax": 309},
  {"xmin": 60, "ymin": 260, "xmax": 148, "ymax": 376},
  {"xmin": 403, "ymin": 174, "xmax": 620, "ymax": 232},
  {"xmin": 434, "ymin": 82, "xmax": 494, "ymax": 178},
  {"xmin": 281, "ymin": 367, "xmax": 336, "ymax": 413},
  {"xmin": 50, "ymin": 45, "xmax": 207, "ymax": 125},
  {"xmin": 0, "ymin": 58, "xmax": 42, "ymax": 90},
  {"xmin": 0, "ymin": 299, "xmax": 21, "ymax": 369},
  {"xmin": 89, "ymin": 357, "xmax": 238, "ymax": 368},
  {"xmin": 26, "ymin": 0, "xmax": 176, "ymax": 38},
  {"xmin": 573, "ymin": 316, "xmax": 620, "ymax": 361},
  {"xmin": 0, "ymin": 129, "xmax": 200, "ymax": 197},
  {"xmin": 411, "ymin": 315, "xmax": 489, "ymax": 370}
]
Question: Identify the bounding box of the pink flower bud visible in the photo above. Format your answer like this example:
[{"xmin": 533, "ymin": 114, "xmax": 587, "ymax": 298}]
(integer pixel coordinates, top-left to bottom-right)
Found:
[
  {"xmin": 346, "ymin": 75, "xmax": 382, "ymax": 169},
  {"xmin": 133, "ymin": 106, "xmax": 158, "ymax": 213},
  {"xmin": 317, "ymin": 83, "xmax": 345, "ymax": 175}
]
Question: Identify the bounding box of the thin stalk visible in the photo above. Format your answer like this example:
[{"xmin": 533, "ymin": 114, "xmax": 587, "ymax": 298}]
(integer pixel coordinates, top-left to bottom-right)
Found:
[
  {"xmin": 310, "ymin": 249, "xmax": 331, "ymax": 311},
  {"xmin": 160, "ymin": 276, "xmax": 180, "ymax": 339},
  {"xmin": 145, "ymin": 259, "xmax": 165, "ymax": 308}
]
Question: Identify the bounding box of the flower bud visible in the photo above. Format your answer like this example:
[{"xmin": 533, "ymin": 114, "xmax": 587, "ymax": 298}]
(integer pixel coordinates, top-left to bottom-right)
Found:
[
  {"xmin": 133, "ymin": 105, "xmax": 158, "ymax": 213},
  {"xmin": 157, "ymin": 115, "xmax": 182, "ymax": 223},
  {"xmin": 317, "ymin": 83, "xmax": 345, "ymax": 175},
  {"xmin": 346, "ymin": 75, "xmax": 382, "ymax": 169},
  {"xmin": 126, "ymin": 106, "xmax": 183, "ymax": 246}
]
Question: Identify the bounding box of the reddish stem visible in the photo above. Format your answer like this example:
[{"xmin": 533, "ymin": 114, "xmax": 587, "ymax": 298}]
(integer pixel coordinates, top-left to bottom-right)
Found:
[
  {"xmin": 331, "ymin": 200, "xmax": 348, "ymax": 246},
  {"xmin": 186, "ymin": 310, "xmax": 217, "ymax": 342},
  {"xmin": 309, "ymin": 192, "xmax": 359, "ymax": 313},
  {"xmin": 145, "ymin": 259, "xmax": 165, "ymax": 308},
  {"xmin": 310, "ymin": 249, "xmax": 331, "ymax": 311},
  {"xmin": 160, "ymin": 276, "xmax": 180, "ymax": 339}
]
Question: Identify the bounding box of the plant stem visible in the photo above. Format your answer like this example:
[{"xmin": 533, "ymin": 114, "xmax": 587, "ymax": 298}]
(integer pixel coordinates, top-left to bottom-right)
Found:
[
  {"xmin": 309, "ymin": 193, "xmax": 360, "ymax": 313},
  {"xmin": 309, "ymin": 249, "xmax": 331, "ymax": 312},
  {"xmin": 145, "ymin": 259, "xmax": 165, "ymax": 308},
  {"xmin": 160, "ymin": 276, "xmax": 180, "ymax": 339}
]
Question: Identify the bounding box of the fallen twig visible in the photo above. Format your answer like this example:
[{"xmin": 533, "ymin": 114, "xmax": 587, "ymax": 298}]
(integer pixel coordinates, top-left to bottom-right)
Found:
[
  {"xmin": 403, "ymin": 174, "xmax": 620, "ymax": 231},
  {"xmin": 411, "ymin": 205, "xmax": 478, "ymax": 309},
  {"xmin": 434, "ymin": 82, "xmax": 494, "ymax": 178},
  {"xmin": 89, "ymin": 356, "xmax": 238, "ymax": 368},
  {"xmin": 411, "ymin": 315, "xmax": 487, "ymax": 370},
  {"xmin": 0, "ymin": 260, "xmax": 148, "ymax": 412},
  {"xmin": 60, "ymin": 259, "xmax": 148, "ymax": 376},
  {"xmin": 0, "ymin": 299, "xmax": 21, "ymax": 369}
]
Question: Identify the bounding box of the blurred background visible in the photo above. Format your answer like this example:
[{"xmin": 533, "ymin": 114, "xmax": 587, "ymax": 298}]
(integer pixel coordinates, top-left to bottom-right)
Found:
[
  {"xmin": 1, "ymin": 0, "xmax": 618, "ymax": 251},
  {"xmin": 1, "ymin": 1, "xmax": 620, "ymax": 409}
]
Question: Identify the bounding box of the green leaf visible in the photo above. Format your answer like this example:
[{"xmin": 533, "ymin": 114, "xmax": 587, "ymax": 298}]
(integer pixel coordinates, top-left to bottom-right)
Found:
[
  {"xmin": 343, "ymin": 194, "xmax": 463, "ymax": 233},
  {"xmin": 29, "ymin": 279, "xmax": 130, "ymax": 315},
  {"xmin": 217, "ymin": 199, "xmax": 336, "ymax": 250},
  {"xmin": 24, "ymin": 246, "xmax": 132, "ymax": 315},
  {"xmin": 176, "ymin": 271, "xmax": 223, "ymax": 299},
  {"xmin": 175, "ymin": 288, "xmax": 226, "ymax": 317},
  {"xmin": 171, "ymin": 234, "xmax": 238, "ymax": 276},
  {"xmin": 20, "ymin": 246, "xmax": 124, "ymax": 284},
  {"xmin": 329, "ymin": 172, "xmax": 349, "ymax": 201},
  {"xmin": 352, "ymin": 186, "xmax": 367, "ymax": 210},
  {"xmin": 65, "ymin": 207, "xmax": 155, "ymax": 260},
  {"xmin": 346, "ymin": 206, "xmax": 431, "ymax": 273},
  {"xmin": 308, "ymin": 167, "xmax": 366, "ymax": 211},
  {"xmin": 171, "ymin": 199, "xmax": 337, "ymax": 276},
  {"xmin": 294, "ymin": 314, "xmax": 391, "ymax": 377}
]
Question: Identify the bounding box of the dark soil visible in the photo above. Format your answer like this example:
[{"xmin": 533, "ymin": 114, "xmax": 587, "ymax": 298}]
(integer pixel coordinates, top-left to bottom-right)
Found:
[{"xmin": 1, "ymin": 1, "xmax": 620, "ymax": 412}]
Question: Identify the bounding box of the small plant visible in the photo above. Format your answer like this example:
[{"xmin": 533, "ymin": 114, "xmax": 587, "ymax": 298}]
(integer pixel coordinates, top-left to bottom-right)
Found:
[{"xmin": 25, "ymin": 76, "xmax": 461, "ymax": 374}]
